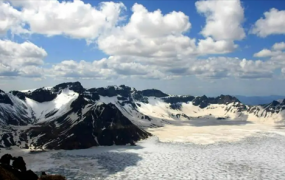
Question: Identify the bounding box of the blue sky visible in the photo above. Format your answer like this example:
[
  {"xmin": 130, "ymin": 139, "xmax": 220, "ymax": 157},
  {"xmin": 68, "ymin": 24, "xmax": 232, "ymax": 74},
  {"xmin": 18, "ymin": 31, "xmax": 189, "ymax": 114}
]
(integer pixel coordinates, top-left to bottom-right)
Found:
[{"xmin": 0, "ymin": 0, "xmax": 285, "ymax": 96}]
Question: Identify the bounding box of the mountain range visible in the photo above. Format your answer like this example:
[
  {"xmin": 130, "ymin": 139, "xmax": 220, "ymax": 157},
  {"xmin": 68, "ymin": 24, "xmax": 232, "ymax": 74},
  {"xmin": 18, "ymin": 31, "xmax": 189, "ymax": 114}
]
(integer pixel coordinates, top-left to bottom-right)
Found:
[
  {"xmin": 235, "ymin": 95, "xmax": 285, "ymax": 105},
  {"xmin": 0, "ymin": 82, "xmax": 285, "ymax": 150}
]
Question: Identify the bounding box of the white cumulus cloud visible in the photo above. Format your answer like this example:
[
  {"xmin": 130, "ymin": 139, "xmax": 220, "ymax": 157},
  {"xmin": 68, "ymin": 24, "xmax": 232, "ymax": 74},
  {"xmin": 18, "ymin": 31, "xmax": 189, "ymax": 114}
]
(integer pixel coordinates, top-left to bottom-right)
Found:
[
  {"xmin": 254, "ymin": 42, "xmax": 285, "ymax": 62},
  {"xmin": 189, "ymin": 57, "xmax": 274, "ymax": 79},
  {"xmin": 0, "ymin": 40, "xmax": 47, "ymax": 67},
  {"xmin": 2, "ymin": 0, "xmax": 126, "ymax": 41},
  {"xmin": 195, "ymin": 0, "xmax": 245, "ymax": 41},
  {"xmin": 0, "ymin": 1, "xmax": 24, "ymax": 35},
  {"xmin": 0, "ymin": 40, "xmax": 47, "ymax": 77},
  {"xmin": 98, "ymin": 3, "xmax": 197, "ymax": 58},
  {"xmin": 251, "ymin": 8, "xmax": 285, "ymax": 37},
  {"xmin": 273, "ymin": 42, "xmax": 285, "ymax": 51},
  {"xmin": 197, "ymin": 37, "xmax": 237, "ymax": 55},
  {"xmin": 254, "ymin": 49, "xmax": 273, "ymax": 58}
]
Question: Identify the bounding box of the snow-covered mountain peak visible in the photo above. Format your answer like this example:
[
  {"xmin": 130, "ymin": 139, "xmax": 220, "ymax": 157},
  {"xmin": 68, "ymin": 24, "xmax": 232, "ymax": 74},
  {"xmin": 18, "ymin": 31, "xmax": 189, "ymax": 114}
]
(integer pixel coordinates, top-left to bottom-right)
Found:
[{"xmin": 52, "ymin": 81, "xmax": 85, "ymax": 93}]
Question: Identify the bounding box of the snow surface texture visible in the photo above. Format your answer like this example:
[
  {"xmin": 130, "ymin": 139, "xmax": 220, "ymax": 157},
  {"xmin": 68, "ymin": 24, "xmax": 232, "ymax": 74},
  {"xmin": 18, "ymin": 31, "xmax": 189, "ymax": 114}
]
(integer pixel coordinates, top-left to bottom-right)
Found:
[
  {"xmin": 147, "ymin": 119, "xmax": 283, "ymax": 144},
  {"xmin": 3, "ymin": 126, "xmax": 285, "ymax": 180}
]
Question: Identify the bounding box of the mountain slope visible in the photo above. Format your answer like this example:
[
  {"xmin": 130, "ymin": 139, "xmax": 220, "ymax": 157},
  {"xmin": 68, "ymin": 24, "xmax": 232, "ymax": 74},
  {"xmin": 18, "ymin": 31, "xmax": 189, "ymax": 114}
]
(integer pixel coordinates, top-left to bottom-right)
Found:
[{"xmin": 0, "ymin": 83, "xmax": 150, "ymax": 149}]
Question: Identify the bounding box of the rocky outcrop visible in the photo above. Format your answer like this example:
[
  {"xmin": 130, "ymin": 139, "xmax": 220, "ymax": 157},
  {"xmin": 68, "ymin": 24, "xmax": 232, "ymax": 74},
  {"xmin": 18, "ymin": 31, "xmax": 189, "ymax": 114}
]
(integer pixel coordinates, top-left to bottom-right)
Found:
[
  {"xmin": 24, "ymin": 88, "xmax": 57, "ymax": 103},
  {"xmin": 163, "ymin": 96, "xmax": 195, "ymax": 109},
  {"xmin": 0, "ymin": 90, "xmax": 13, "ymax": 105},
  {"xmin": 0, "ymin": 154, "xmax": 65, "ymax": 180},
  {"xmin": 88, "ymin": 85, "xmax": 132, "ymax": 97},
  {"xmin": 52, "ymin": 81, "xmax": 85, "ymax": 94},
  {"xmin": 9, "ymin": 91, "xmax": 26, "ymax": 100},
  {"xmin": 140, "ymin": 89, "xmax": 168, "ymax": 97},
  {"xmin": 192, "ymin": 95, "xmax": 240, "ymax": 108},
  {"xmin": 163, "ymin": 96, "xmax": 195, "ymax": 104}
]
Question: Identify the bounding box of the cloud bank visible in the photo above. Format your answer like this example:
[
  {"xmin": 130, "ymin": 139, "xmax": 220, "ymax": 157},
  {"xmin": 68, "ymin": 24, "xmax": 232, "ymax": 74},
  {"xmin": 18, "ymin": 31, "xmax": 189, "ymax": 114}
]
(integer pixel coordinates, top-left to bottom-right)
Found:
[{"xmin": 0, "ymin": 0, "xmax": 283, "ymax": 82}]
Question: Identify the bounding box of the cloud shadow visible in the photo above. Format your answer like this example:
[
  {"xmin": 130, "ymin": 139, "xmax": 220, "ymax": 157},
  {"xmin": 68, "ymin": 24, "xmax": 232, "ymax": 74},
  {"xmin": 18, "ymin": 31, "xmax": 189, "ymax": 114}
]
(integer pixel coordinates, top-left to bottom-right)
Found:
[{"xmin": 95, "ymin": 151, "xmax": 142, "ymax": 174}]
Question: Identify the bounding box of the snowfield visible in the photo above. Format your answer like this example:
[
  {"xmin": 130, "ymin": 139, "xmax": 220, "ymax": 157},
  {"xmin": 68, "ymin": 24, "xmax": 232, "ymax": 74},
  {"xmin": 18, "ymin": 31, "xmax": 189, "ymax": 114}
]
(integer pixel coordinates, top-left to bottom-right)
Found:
[
  {"xmin": 2, "ymin": 121, "xmax": 285, "ymax": 180},
  {"xmin": 147, "ymin": 119, "xmax": 284, "ymax": 144},
  {"xmin": 25, "ymin": 89, "xmax": 79, "ymax": 122}
]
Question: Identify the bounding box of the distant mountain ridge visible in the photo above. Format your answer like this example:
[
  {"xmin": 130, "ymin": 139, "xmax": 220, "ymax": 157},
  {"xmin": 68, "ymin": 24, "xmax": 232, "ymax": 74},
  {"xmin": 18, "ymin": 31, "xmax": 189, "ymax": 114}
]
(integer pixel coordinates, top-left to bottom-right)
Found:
[
  {"xmin": 235, "ymin": 95, "xmax": 285, "ymax": 105},
  {"xmin": 0, "ymin": 82, "xmax": 285, "ymax": 150}
]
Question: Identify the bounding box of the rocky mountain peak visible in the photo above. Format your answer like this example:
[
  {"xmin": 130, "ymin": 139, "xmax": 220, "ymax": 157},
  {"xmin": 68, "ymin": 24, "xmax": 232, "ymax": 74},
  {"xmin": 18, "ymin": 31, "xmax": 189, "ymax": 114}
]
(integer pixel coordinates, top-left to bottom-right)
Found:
[
  {"xmin": 216, "ymin": 95, "xmax": 240, "ymax": 104},
  {"xmin": 88, "ymin": 85, "xmax": 133, "ymax": 97},
  {"xmin": 0, "ymin": 90, "xmax": 13, "ymax": 105},
  {"xmin": 140, "ymin": 89, "xmax": 168, "ymax": 97},
  {"xmin": 192, "ymin": 94, "xmax": 240, "ymax": 108},
  {"xmin": 270, "ymin": 100, "xmax": 280, "ymax": 106},
  {"xmin": 25, "ymin": 88, "xmax": 57, "ymax": 103},
  {"xmin": 9, "ymin": 91, "xmax": 26, "ymax": 100},
  {"xmin": 52, "ymin": 81, "xmax": 84, "ymax": 93}
]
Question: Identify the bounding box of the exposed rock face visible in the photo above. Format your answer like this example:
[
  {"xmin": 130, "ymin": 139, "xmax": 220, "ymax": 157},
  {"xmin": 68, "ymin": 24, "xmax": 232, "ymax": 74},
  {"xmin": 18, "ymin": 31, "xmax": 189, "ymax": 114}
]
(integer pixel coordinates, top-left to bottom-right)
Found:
[
  {"xmin": 25, "ymin": 88, "xmax": 57, "ymax": 103},
  {"xmin": 0, "ymin": 90, "xmax": 13, "ymax": 105},
  {"xmin": 52, "ymin": 81, "xmax": 85, "ymax": 94},
  {"xmin": 89, "ymin": 85, "xmax": 132, "ymax": 97},
  {"xmin": 9, "ymin": 91, "xmax": 26, "ymax": 100},
  {"xmin": 163, "ymin": 96, "xmax": 195, "ymax": 104},
  {"xmin": 140, "ymin": 89, "xmax": 168, "ymax": 97},
  {"xmin": 162, "ymin": 95, "xmax": 241, "ymax": 109},
  {"xmin": 132, "ymin": 91, "xmax": 148, "ymax": 103},
  {"xmin": 192, "ymin": 95, "xmax": 240, "ymax": 108}
]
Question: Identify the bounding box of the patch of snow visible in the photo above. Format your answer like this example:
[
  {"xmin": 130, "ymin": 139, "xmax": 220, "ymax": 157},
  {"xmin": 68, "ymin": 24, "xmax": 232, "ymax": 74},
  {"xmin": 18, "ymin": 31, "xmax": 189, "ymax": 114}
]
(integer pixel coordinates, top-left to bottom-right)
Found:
[
  {"xmin": 99, "ymin": 96, "xmax": 117, "ymax": 104},
  {"xmin": 20, "ymin": 89, "xmax": 37, "ymax": 93},
  {"xmin": 25, "ymin": 89, "xmax": 78, "ymax": 123}
]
